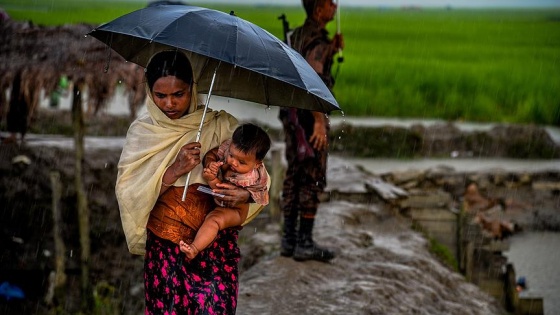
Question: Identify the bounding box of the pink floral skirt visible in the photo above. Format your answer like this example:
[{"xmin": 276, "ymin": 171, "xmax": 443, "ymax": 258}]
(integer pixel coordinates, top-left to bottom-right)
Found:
[{"xmin": 144, "ymin": 229, "xmax": 240, "ymax": 314}]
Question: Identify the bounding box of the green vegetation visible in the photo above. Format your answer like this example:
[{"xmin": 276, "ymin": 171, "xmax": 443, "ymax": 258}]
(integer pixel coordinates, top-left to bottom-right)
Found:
[
  {"xmin": 3, "ymin": 1, "xmax": 560, "ymax": 125},
  {"xmin": 412, "ymin": 221, "xmax": 459, "ymax": 271},
  {"xmin": 1, "ymin": 0, "xmax": 145, "ymax": 25},
  {"xmin": 428, "ymin": 236, "xmax": 459, "ymax": 272}
]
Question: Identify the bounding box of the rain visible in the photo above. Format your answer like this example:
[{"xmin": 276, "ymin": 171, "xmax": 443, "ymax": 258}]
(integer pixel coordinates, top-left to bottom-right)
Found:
[{"xmin": 1, "ymin": 1, "xmax": 560, "ymax": 315}]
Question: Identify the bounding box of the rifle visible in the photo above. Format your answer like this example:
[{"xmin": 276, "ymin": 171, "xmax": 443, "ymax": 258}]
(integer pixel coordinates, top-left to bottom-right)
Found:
[
  {"xmin": 278, "ymin": 13, "xmax": 292, "ymax": 46},
  {"xmin": 278, "ymin": 13, "xmax": 315, "ymax": 161}
]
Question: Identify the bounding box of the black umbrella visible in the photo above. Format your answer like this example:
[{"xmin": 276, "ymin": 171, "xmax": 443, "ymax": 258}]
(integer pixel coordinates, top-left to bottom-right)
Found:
[
  {"xmin": 89, "ymin": 4, "xmax": 340, "ymax": 200},
  {"xmin": 88, "ymin": 4, "xmax": 339, "ymax": 113}
]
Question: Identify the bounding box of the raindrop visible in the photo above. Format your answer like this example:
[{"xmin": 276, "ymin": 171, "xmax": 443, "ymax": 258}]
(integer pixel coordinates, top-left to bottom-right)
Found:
[
  {"xmin": 84, "ymin": 35, "xmax": 88, "ymax": 38},
  {"xmin": 118, "ymin": 80, "xmax": 122, "ymax": 84},
  {"xmin": 70, "ymin": 250, "xmax": 73, "ymax": 257},
  {"xmin": 104, "ymin": 163, "xmax": 108, "ymax": 168},
  {"xmin": 265, "ymin": 105, "xmax": 271, "ymax": 111}
]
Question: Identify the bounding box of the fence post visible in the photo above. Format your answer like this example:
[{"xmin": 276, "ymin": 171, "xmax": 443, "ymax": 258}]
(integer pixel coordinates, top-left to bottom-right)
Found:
[
  {"xmin": 45, "ymin": 171, "xmax": 66, "ymax": 306},
  {"xmin": 269, "ymin": 143, "xmax": 284, "ymax": 222}
]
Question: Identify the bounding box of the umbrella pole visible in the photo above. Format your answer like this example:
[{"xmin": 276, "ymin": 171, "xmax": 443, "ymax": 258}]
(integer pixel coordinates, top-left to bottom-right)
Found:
[
  {"xmin": 181, "ymin": 64, "xmax": 220, "ymax": 201},
  {"xmin": 336, "ymin": 0, "xmax": 343, "ymax": 63}
]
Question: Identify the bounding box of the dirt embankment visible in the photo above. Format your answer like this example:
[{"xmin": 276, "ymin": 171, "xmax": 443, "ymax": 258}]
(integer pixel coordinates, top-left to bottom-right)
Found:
[
  {"xmin": 1, "ymin": 112, "xmax": 558, "ymax": 314},
  {"xmin": 0, "ymin": 143, "xmax": 507, "ymax": 315}
]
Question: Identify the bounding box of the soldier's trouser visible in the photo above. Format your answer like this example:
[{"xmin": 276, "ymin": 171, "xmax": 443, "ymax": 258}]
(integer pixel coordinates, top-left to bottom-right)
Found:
[{"xmin": 280, "ymin": 120, "xmax": 327, "ymax": 237}]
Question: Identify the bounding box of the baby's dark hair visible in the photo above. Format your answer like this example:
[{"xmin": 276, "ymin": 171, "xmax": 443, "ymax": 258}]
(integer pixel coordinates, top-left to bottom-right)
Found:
[
  {"xmin": 231, "ymin": 123, "xmax": 271, "ymax": 161},
  {"xmin": 146, "ymin": 51, "xmax": 193, "ymax": 91}
]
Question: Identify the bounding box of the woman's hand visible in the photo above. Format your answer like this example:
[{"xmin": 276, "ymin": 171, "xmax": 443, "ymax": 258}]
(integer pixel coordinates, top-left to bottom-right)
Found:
[
  {"xmin": 160, "ymin": 142, "xmax": 201, "ymax": 194},
  {"xmin": 213, "ymin": 182, "xmax": 251, "ymax": 207},
  {"xmin": 173, "ymin": 142, "xmax": 202, "ymax": 176}
]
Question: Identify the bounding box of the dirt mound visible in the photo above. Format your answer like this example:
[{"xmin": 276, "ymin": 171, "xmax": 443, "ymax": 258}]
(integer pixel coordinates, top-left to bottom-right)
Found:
[
  {"xmin": 238, "ymin": 202, "xmax": 504, "ymax": 315},
  {"xmin": 0, "ymin": 142, "xmax": 510, "ymax": 314}
]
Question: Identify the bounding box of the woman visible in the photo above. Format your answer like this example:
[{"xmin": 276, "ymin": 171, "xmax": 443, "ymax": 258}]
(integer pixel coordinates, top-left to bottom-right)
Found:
[{"xmin": 115, "ymin": 51, "xmax": 259, "ymax": 314}]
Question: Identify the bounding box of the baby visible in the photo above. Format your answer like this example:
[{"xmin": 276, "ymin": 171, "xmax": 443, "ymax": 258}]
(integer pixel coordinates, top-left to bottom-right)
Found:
[{"xmin": 180, "ymin": 123, "xmax": 271, "ymax": 260}]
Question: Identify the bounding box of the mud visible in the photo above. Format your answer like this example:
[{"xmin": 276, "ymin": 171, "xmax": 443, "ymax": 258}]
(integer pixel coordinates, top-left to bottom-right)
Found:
[
  {"xmin": 1, "ymin": 112, "xmax": 558, "ymax": 314},
  {"xmin": 0, "ymin": 143, "xmax": 510, "ymax": 315}
]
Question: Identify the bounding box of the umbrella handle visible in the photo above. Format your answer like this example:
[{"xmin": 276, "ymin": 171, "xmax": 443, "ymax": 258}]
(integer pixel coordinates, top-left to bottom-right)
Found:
[
  {"xmin": 336, "ymin": 0, "xmax": 343, "ymax": 63},
  {"xmin": 181, "ymin": 63, "xmax": 220, "ymax": 201},
  {"xmin": 336, "ymin": 0, "xmax": 341, "ymax": 34}
]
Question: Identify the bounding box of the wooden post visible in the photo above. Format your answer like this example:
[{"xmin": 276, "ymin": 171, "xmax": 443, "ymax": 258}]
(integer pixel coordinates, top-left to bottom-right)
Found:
[
  {"xmin": 71, "ymin": 82, "xmax": 93, "ymax": 311},
  {"xmin": 269, "ymin": 144, "xmax": 284, "ymax": 222},
  {"xmin": 504, "ymin": 263, "xmax": 518, "ymax": 313},
  {"xmin": 45, "ymin": 171, "xmax": 66, "ymax": 306}
]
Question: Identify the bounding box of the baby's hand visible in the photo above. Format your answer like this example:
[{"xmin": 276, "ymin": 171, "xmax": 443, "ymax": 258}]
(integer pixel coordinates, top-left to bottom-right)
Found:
[
  {"xmin": 208, "ymin": 161, "xmax": 222, "ymax": 173},
  {"xmin": 203, "ymin": 161, "xmax": 222, "ymax": 180},
  {"xmin": 202, "ymin": 167, "xmax": 217, "ymax": 181}
]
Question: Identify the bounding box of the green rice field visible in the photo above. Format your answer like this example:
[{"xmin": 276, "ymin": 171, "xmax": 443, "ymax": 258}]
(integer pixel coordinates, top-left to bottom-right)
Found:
[{"xmin": 3, "ymin": 1, "xmax": 560, "ymax": 125}]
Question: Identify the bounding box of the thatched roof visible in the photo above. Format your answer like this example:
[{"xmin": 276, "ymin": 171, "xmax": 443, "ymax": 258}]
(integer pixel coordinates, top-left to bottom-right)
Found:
[{"xmin": 0, "ymin": 19, "xmax": 145, "ymax": 118}]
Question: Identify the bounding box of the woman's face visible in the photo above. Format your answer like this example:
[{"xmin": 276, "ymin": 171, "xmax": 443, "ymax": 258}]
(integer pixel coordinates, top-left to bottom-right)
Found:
[{"xmin": 151, "ymin": 75, "xmax": 192, "ymax": 119}]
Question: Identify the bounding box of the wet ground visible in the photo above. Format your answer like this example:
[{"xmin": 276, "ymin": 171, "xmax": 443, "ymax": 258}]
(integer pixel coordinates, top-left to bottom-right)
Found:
[
  {"xmin": 236, "ymin": 157, "xmax": 505, "ymax": 315},
  {"xmin": 1, "ymin": 141, "xmax": 509, "ymax": 315},
  {"xmin": 2, "ymin": 105, "xmax": 559, "ymax": 314}
]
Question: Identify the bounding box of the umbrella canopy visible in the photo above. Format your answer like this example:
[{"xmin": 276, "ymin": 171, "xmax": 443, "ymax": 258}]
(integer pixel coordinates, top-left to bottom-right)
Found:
[{"xmin": 88, "ymin": 4, "xmax": 340, "ymax": 113}]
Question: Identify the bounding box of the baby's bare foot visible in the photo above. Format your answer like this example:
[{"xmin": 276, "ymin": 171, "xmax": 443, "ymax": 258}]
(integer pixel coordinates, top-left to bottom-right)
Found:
[{"xmin": 180, "ymin": 241, "xmax": 199, "ymax": 260}]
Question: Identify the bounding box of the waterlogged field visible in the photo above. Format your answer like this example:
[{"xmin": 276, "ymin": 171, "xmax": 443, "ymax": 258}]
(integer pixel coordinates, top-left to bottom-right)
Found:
[{"xmin": 3, "ymin": 1, "xmax": 560, "ymax": 124}]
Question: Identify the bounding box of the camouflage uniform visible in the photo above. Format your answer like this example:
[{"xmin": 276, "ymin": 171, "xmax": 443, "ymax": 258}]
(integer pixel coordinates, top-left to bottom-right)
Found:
[{"xmin": 278, "ymin": 16, "xmax": 336, "ymax": 261}]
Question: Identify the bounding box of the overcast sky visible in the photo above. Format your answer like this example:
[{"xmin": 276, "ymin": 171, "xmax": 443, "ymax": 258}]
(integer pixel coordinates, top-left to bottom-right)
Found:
[{"xmin": 205, "ymin": 0, "xmax": 560, "ymax": 8}]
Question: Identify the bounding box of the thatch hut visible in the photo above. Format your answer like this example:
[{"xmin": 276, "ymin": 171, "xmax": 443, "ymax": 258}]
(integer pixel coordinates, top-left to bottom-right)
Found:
[{"xmin": 0, "ymin": 19, "xmax": 145, "ymax": 129}]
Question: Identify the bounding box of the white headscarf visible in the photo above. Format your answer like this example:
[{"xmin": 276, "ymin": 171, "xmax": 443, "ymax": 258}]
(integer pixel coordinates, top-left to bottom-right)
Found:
[{"xmin": 115, "ymin": 87, "xmax": 239, "ymax": 254}]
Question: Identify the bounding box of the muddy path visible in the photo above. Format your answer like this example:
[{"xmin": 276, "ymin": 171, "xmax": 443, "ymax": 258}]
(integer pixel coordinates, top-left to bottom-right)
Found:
[
  {"xmin": 1, "ymin": 111, "xmax": 558, "ymax": 313},
  {"xmin": 0, "ymin": 143, "xmax": 509, "ymax": 314}
]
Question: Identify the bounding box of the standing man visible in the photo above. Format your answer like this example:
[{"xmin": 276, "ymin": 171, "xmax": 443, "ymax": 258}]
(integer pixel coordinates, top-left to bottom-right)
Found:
[{"xmin": 279, "ymin": 0, "xmax": 344, "ymax": 262}]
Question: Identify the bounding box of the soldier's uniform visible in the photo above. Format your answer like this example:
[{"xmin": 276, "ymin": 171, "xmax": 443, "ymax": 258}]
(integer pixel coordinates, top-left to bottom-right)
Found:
[{"xmin": 278, "ymin": 16, "xmax": 336, "ymax": 262}]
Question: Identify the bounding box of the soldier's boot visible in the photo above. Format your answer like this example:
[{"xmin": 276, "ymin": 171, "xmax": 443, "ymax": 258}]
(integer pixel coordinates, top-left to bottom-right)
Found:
[
  {"xmin": 280, "ymin": 210, "xmax": 298, "ymax": 257},
  {"xmin": 293, "ymin": 217, "xmax": 335, "ymax": 262}
]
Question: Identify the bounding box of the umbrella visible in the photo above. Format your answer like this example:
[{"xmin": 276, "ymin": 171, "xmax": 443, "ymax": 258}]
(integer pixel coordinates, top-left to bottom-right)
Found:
[
  {"xmin": 88, "ymin": 4, "xmax": 339, "ymax": 113},
  {"xmin": 88, "ymin": 4, "xmax": 341, "ymax": 199}
]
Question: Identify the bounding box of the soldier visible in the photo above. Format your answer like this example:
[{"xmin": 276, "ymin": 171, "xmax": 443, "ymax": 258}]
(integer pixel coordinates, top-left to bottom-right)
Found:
[{"xmin": 279, "ymin": 0, "xmax": 344, "ymax": 262}]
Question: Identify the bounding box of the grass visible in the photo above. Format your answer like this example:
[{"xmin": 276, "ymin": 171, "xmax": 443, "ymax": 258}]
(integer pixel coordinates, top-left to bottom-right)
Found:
[{"xmin": 3, "ymin": 1, "xmax": 560, "ymax": 125}]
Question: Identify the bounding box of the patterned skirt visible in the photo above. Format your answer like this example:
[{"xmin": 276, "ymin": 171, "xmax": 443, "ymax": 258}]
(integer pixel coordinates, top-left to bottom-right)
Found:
[{"xmin": 144, "ymin": 228, "xmax": 240, "ymax": 315}]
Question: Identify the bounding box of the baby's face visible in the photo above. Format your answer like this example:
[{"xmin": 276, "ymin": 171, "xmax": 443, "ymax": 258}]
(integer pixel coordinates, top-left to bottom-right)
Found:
[{"xmin": 226, "ymin": 144, "xmax": 259, "ymax": 174}]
